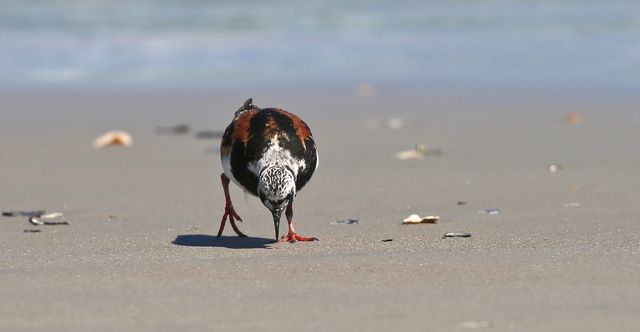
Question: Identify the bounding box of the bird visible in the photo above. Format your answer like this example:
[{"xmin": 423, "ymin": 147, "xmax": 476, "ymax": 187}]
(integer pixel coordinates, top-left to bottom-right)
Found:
[{"xmin": 218, "ymin": 98, "xmax": 319, "ymax": 242}]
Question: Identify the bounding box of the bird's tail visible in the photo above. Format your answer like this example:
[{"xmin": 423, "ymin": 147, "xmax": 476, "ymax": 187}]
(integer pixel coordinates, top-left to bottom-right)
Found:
[{"xmin": 234, "ymin": 98, "xmax": 258, "ymax": 118}]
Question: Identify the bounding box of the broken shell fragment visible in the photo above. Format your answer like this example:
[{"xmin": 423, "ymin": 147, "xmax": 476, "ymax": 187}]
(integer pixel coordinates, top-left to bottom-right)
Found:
[
  {"xmin": 443, "ymin": 232, "xmax": 471, "ymax": 238},
  {"xmin": 402, "ymin": 214, "xmax": 439, "ymax": 224},
  {"xmin": 333, "ymin": 219, "xmax": 359, "ymax": 225},
  {"xmin": 565, "ymin": 112, "xmax": 582, "ymax": 124},
  {"xmin": 478, "ymin": 208, "xmax": 500, "ymax": 215},
  {"xmin": 93, "ymin": 131, "xmax": 133, "ymax": 148},
  {"xmin": 28, "ymin": 217, "xmax": 44, "ymax": 225},
  {"xmin": 40, "ymin": 212, "xmax": 63, "ymax": 219},
  {"xmin": 396, "ymin": 149, "xmax": 425, "ymax": 160},
  {"xmin": 548, "ymin": 164, "xmax": 565, "ymax": 172},
  {"xmin": 563, "ymin": 202, "xmax": 581, "ymax": 208},
  {"xmin": 396, "ymin": 144, "xmax": 442, "ymax": 160},
  {"xmin": 29, "ymin": 217, "xmax": 69, "ymax": 226}
]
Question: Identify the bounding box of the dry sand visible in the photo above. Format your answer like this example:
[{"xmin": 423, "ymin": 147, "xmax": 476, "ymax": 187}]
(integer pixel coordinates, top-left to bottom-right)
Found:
[{"xmin": 1, "ymin": 89, "xmax": 639, "ymax": 331}]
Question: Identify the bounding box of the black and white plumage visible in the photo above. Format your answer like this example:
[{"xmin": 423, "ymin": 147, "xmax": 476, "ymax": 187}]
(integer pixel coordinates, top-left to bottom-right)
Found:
[{"xmin": 217, "ymin": 98, "xmax": 319, "ymax": 242}]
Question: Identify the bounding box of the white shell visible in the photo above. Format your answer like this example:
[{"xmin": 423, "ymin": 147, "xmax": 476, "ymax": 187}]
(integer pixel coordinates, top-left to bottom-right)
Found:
[
  {"xmin": 396, "ymin": 150, "xmax": 425, "ymax": 160},
  {"xmin": 93, "ymin": 131, "xmax": 133, "ymax": 148},
  {"xmin": 402, "ymin": 214, "xmax": 439, "ymax": 224},
  {"xmin": 395, "ymin": 144, "xmax": 441, "ymax": 160},
  {"xmin": 40, "ymin": 212, "xmax": 63, "ymax": 219}
]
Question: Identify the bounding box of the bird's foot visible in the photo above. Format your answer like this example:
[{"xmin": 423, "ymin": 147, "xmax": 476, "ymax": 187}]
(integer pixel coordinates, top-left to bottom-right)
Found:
[
  {"xmin": 279, "ymin": 231, "xmax": 318, "ymax": 243},
  {"xmin": 217, "ymin": 205, "xmax": 247, "ymax": 237}
]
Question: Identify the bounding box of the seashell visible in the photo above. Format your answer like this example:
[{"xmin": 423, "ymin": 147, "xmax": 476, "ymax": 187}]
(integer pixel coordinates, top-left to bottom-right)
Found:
[
  {"xmin": 402, "ymin": 214, "xmax": 439, "ymax": 224},
  {"xmin": 29, "ymin": 217, "xmax": 69, "ymax": 226},
  {"xmin": 563, "ymin": 202, "xmax": 581, "ymax": 208},
  {"xmin": 40, "ymin": 212, "xmax": 63, "ymax": 219},
  {"xmin": 565, "ymin": 112, "xmax": 582, "ymax": 124},
  {"xmin": 548, "ymin": 164, "xmax": 565, "ymax": 172},
  {"xmin": 443, "ymin": 232, "xmax": 471, "ymax": 238},
  {"xmin": 28, "ymin": 217, "xmax": 44, "ymax": 225},
  {"xmin": 333, "ymin": 219, "xmax": 359, "ymax": 225},
  {"xmin": 478, "ymin": 208, "xmax": 500, "ymax": 215},
  {"xmin": 396, "ymin": 149, "xmax": 425, "ymax": 160},
  {"xmin": 396, "ymin": 144, "xmax": 442, "ymax": 160},
  {"xmin": 93, "ymin": 131, "xmax": 133, "ymax": 148}
]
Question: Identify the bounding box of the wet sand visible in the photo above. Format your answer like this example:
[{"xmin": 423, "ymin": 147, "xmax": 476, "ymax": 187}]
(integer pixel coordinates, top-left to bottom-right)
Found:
[{"xmin": 1, "ymin": 89, "xmax": 639, "ymax": 331}]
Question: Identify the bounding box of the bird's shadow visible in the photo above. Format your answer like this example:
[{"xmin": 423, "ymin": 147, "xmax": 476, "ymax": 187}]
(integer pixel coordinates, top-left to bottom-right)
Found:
[{"xmin": 172, "ymin": 234, "xmax": 274, "ymax": 249}]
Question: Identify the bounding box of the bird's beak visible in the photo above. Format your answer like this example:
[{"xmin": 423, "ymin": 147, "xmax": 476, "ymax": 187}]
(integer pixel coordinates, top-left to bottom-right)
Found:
[{"xmin": 271, "ymin": 209, "xmax": 282, "ymax": 240}]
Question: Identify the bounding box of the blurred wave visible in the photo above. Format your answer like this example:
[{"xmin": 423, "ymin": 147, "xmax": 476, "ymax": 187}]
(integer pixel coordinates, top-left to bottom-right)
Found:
[{"xmin": 0, "ymin": 0, "xmax": 638, "ymax": 89}]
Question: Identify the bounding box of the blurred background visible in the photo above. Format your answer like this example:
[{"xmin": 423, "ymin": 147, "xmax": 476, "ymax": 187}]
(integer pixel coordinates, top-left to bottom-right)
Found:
[{"xmin": 1, "ymin": 0, "xmax": 638, "ymax": 93}]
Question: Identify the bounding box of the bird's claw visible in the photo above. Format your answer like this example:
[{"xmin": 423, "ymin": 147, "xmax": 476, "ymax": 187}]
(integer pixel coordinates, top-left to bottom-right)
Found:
[
  {"xmin": 225, "ymin": 205, "xmax": 242, "ymax": 222},
  {"xmin": 218, "ymin": 204, "xmax": 246, "ymax": 237},
  {"xmin": 279, "ymin": 232, "xmax": 318, "ymax": 243}
]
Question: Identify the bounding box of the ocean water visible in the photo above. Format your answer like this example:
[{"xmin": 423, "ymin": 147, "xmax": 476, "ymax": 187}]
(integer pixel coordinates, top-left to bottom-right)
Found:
[{"xmin": 0, "ymin": 0, "xmax": 639, "ymax": 90}]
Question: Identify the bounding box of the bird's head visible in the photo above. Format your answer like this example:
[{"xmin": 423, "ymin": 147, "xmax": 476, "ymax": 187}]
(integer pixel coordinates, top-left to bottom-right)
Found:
[{"xmin": 258, "ymin": 165, "xmax": 296, "ymax": 240}]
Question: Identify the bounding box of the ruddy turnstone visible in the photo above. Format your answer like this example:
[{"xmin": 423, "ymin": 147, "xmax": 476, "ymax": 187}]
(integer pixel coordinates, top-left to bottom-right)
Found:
[{"xmin": 218, "ymin": 98, "xmax": 319, "ymax": 242}]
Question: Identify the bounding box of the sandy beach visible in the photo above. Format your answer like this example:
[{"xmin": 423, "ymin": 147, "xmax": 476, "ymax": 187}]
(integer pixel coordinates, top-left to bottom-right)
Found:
[{"xmin": 1, "ymin": 89, "xmax": 639, "ymax": 331}]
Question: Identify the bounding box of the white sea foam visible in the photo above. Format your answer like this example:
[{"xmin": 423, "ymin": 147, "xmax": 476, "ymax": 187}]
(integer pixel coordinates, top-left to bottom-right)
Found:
[{"xmin": 0, "ymin": 0, "xmax": 638, "ymax": 89}]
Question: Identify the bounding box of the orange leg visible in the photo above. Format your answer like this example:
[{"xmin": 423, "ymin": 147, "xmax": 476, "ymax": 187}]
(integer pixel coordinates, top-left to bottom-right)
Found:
[
  {"xmin": 217, "ymin": 173, "xmax": 247, "ymax": 237},
  {"xmin": 279, "ymin": 201, "xmax": 317, "ymax": 242}
]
